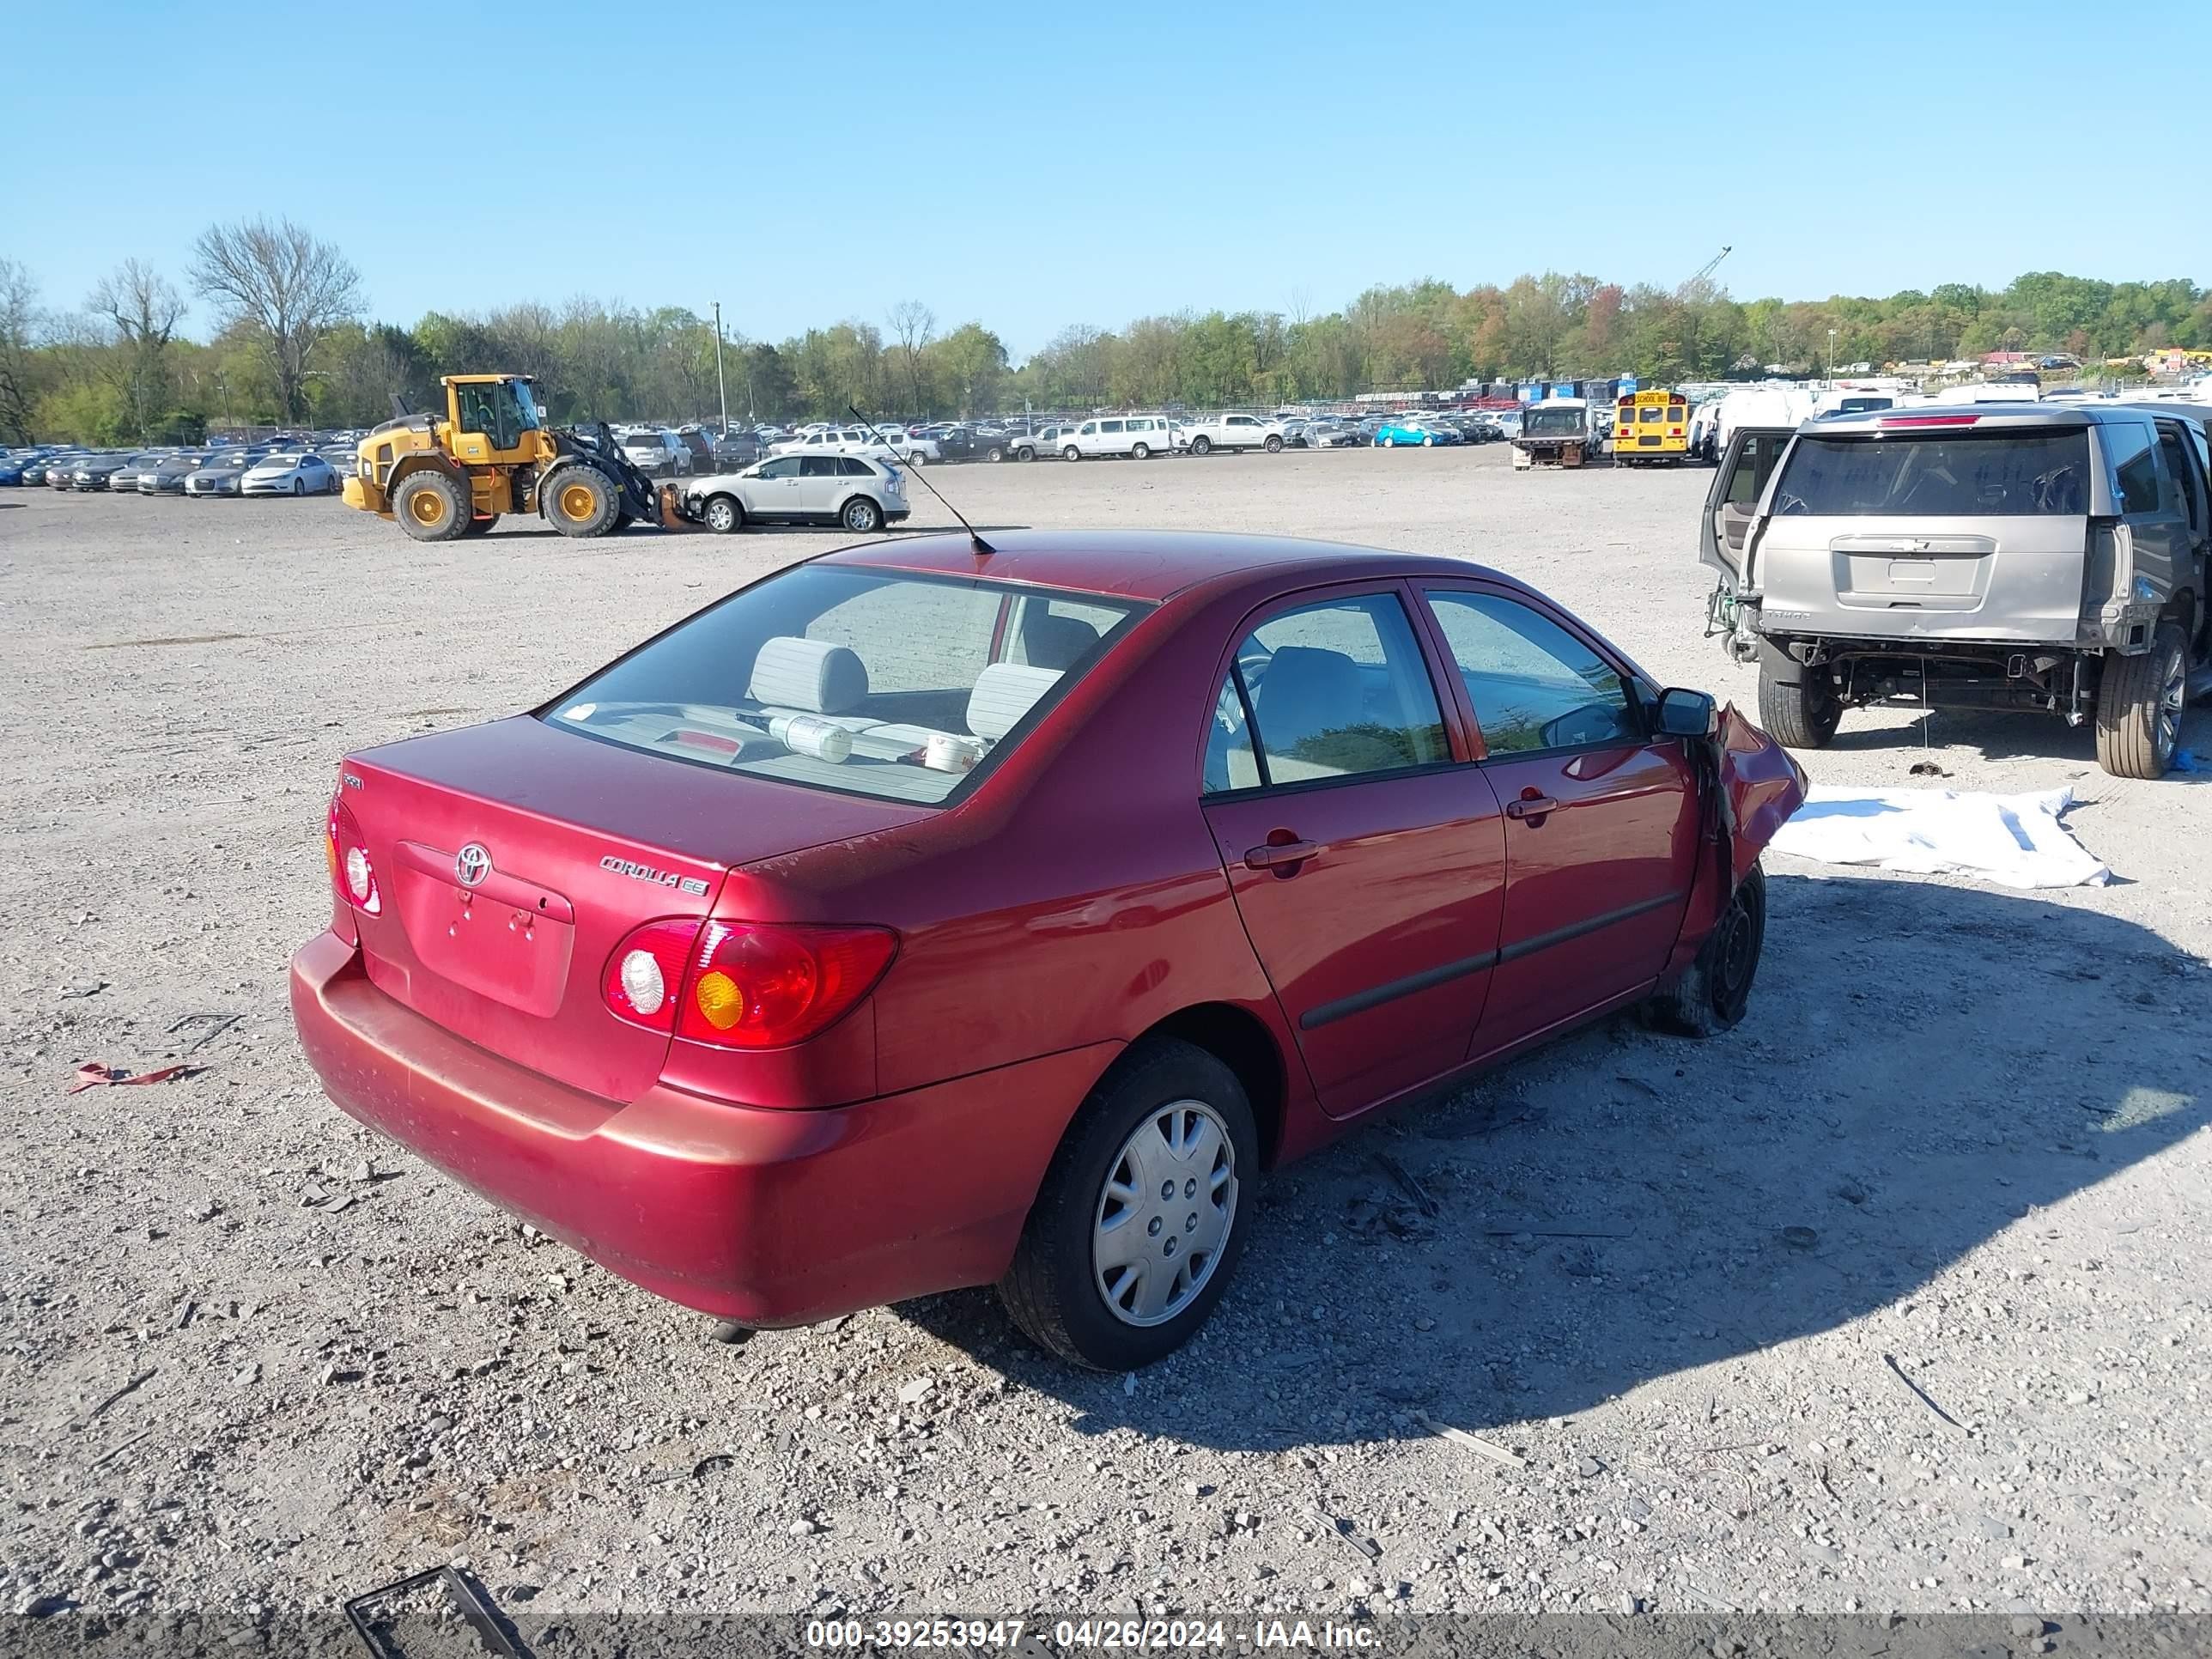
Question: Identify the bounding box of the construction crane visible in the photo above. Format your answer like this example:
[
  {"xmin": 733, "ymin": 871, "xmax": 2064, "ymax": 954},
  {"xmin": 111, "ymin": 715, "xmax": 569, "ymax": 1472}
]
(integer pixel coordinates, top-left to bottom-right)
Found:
[{"xmin": 1682, "ymin": 246, "xmax": 1732, "ymax": 291}]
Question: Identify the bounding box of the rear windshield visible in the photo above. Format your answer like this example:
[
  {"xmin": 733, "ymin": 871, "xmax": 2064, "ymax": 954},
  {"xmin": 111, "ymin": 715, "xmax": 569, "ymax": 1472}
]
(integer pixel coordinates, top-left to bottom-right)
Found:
[
  {"xmin": 543, "ymin": 565, "xmax": 1149, "ymax": 805},
  {"xmin": 1772, "ymin": 429, "xmax": 2091, "ymax": 516}
]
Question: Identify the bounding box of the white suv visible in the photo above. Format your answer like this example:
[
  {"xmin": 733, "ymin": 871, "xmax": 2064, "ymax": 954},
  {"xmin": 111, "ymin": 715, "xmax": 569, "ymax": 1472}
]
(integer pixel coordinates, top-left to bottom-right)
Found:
[
  {"xmin": 1060, "ymin": 414, "xmax": 1176, "ymax": 461},
  {"xmin": 617, "ymin": 428, "xmax": 690, "ymax": 477},
  {"xmin": 1176, "ymin": 412, "xmax": 1285, "ymax": 456}
]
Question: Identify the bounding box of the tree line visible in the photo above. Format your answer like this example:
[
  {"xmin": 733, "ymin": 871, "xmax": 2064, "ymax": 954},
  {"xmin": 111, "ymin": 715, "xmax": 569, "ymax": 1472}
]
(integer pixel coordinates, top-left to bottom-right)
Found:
[{"xmin": 3, "ymin": 221, "xmax": 2209, "ymax": 446}]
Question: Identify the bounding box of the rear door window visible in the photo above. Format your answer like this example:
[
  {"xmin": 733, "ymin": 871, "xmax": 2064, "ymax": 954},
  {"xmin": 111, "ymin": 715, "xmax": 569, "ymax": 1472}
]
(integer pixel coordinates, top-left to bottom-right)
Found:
[
  {"xmin": 1229, "ymin": 593, "xmax": 1449, "ymax": 786},
  {"xmin": 1771, "ymin": 428, "xmax": 2092, "ymax": 515}
]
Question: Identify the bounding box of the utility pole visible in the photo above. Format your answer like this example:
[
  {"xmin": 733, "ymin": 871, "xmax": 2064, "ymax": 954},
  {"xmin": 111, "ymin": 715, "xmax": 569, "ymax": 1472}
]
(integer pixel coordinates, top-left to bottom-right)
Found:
[
  {"xmin": 1827, "ymin": 327, "xmax": 1838, "ymax": 381},
  {"xmin": 712, "ymin": 301, "xmax": 730, "ymax": 438}
]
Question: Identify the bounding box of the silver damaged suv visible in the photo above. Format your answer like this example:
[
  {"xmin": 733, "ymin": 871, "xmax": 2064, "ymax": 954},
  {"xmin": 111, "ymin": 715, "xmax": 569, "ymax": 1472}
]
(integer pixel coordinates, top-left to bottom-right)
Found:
[{"xmin": 1701, "ymin": 403, "xmax": 2210, "ymax": 778}]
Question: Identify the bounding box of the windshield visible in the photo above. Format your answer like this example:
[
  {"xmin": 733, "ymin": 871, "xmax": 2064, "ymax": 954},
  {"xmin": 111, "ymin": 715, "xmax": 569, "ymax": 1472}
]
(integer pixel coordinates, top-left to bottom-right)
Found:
[
  {"xmin": 1773, "ymin": 429, "xmax": 2091, "ymax": 516},
  {"xmin": 1523, "ymin": 406, "xmax": 1585, "ymax": 436},
  {"xmin": 512, "ymin": 380, "xmax": 543, "ymax": 428},
  {"xmin": 543, "ymin": 565, "xmax": 1150, "ymax": 805}
]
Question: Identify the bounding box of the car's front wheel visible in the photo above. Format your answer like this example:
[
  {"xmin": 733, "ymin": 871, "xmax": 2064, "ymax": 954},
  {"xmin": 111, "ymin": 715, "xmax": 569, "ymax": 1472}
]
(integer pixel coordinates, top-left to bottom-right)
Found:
[
  {"xmin": 291, "ymin": 477, "xmax": 306, "ymax": 495},
  {"xmin": 1645, "ymin": 863, "xmax": 1766, "ymax": 1037},
  {"xmin": 702, "ymin": 494, "xmax": 744, "ymax": 534},
  {"xmin": 1063, "ymin": 446, "xmax": 1080, "ymax": 462},
  {"xmin": 1000, "ymin": 1038, "xmax": 1256, "ymax": 1371}
]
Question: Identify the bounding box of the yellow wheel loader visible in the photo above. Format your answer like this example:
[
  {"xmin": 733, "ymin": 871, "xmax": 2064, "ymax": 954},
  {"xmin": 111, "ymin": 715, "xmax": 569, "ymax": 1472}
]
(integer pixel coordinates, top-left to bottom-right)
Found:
[{"xmin": 343, "ymin": 374, "xmax": 690, "ymax": 541}]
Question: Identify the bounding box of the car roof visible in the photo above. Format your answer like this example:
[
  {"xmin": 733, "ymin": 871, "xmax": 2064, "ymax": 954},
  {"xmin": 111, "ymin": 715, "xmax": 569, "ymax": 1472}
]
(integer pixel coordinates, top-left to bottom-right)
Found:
[{"xmin": 820, "ymin": 529, "xmax": 1509, "ymax": 603}]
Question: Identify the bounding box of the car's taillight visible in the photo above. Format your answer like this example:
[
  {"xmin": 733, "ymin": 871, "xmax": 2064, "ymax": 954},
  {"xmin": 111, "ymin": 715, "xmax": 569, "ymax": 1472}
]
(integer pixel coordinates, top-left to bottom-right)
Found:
[
  {"xmin": 326, "ymin": 799, "xmax": 380, "ymax": 915},
  {"xmin": 602, "ymin": 919, "xmax": 896, "ymax": 1051},
  {"xmin": 603, "ymin": 918, "xmax": 699, "ymax": 1031}
]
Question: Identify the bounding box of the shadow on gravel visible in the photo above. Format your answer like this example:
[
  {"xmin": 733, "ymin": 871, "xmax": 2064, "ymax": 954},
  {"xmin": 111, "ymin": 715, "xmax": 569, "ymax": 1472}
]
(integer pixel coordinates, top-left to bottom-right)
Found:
[
  {"xmin": 1820, "ymin": 701, "xmax": 2209, "ymax": 773},
  {"xmin": 902, "ymin": 872, "xmax": 2206, "ymax": 1448}
]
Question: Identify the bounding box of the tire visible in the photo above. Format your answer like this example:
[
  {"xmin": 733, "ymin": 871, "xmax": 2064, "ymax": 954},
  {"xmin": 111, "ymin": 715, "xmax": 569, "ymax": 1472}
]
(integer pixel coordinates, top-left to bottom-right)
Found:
[
  {"xmin": 1189, "ymin": 435, "xmax": 1212, "ymax": 456},
  {"xmin": 1756, "ymin": 665, "xmax": 1841, "ymax": 749},
  {"xmin": 459, "ymin": 513, "xmax": 497, "ymax": 538},
  {"xmin": 1645, "ymin": 864, "xmax": 1766, "ymax": 1037},
  {"xmin": 1131, "ymin": 442, "xmax": 1151, "ymax": 460},
  {"xmin": 1422, "ymin": 434, "xmax": 1434, "ymax": 447},
  {"xmin": 999, "ymin": 1037, "xmax": 1258, "ymax": 1370},
  {"xmin": 841, "ymin": 495, "xmax": 883, "ymax": 533},
  {"xmin": 291, "ymin": 477, "xmax": 306, "ymax": 496},
  {"xmin": 2094, "ymin": 623, "xmax": 2187, "ymax": 780},
  {"xmin": 392, "ymin": 471, "xmax": 471, "ymax": 543},
  {"xmin": 541, "ymin": 465, "xmax": 619, "ymax": 538},
  {"xmin": 1063, "ymin": 446, "xmax": 1080, "ymax": 462},
  {"xmin": 701, "ymin": 494, "xmax": 744, "ymax": 535},
  {"xmin": 1263, "ymin": 434, "xmax": 1283, "ymax": 453},
  {"xmin": 986, "ymin": 446, "xmax": 1005, "ymax": 463},
  {"xmin": 1381, "ymin": 434, "xmax": 1395, "ymax": 447},
  {"xmin": 1016, "ymin": 446, "xmax": 1036, "ymax": 462}
]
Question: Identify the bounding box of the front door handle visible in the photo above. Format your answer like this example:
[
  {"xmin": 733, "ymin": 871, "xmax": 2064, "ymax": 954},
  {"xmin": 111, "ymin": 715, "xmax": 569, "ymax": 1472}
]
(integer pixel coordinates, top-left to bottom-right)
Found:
[
  {"xmin": 1243, "ymin": 838, "xmax": 1321, "ymax": 871},
  {"xmin": 1504, "ymin": 794, "xmax": 1559, "ymax": 822}
]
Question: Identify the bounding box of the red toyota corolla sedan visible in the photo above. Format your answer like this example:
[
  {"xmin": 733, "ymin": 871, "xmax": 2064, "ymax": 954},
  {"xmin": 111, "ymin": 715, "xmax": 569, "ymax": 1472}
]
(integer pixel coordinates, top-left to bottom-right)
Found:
[{"xmin": 291, "ymin": 532, "xmax": 1804, "ymax": 1370}]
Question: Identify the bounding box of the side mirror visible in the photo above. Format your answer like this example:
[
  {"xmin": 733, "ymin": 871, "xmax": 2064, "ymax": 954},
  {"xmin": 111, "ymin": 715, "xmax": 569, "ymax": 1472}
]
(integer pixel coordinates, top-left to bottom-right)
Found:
[{"xmin": 1654, "ymin": 687, "xmax": 1718, "ymax": 738}]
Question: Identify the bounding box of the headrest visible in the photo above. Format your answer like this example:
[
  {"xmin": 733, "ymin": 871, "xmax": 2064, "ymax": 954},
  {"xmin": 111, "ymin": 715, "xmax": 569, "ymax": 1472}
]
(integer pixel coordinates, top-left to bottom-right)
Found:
[
  {"xmin": 1253, "ymin": 647, "xmax": 1362, "ymax": 755},
  {"xmin": 1021, "ymin": 612, "xmax": 1100, "ymax": 671},
  {"xmin": 750, "ymin": 635, "xmax": 869, "ymax": 714},
  {"xmin": 966, "ymin": 663, "xmax": 1062, "ymax": 743}
]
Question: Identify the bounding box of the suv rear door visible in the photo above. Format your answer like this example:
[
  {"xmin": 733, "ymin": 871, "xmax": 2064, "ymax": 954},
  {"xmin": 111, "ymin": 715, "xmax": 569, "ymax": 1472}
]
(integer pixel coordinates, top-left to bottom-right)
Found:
[
  {"xmin": 1698, "ymin": 425, "xmax": 1791, "ymax": 580},
  {"xmin": 1749, "ymin": 415, "xmax": 2098, "ymax": 645}
]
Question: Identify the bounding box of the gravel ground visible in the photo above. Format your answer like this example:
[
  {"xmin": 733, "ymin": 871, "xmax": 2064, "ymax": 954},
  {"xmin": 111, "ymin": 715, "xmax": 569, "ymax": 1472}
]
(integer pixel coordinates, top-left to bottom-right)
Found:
[{"xmin": 0, "ymin": 452, "xmax": 2206, "ymax": 1637}]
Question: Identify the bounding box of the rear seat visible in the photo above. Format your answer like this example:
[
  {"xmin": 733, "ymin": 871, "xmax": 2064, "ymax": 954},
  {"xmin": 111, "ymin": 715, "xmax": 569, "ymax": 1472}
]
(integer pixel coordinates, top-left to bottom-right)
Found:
[{"xmin": 744, "ymin": 635, "xmax": 1064, "ymax": 760}]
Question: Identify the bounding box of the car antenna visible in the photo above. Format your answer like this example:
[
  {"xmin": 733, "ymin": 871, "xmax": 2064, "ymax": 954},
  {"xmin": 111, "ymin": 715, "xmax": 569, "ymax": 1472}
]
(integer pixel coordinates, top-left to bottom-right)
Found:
[{"xmin": 848, "ymin": 403, "xmax": 994, "ymax": 555}]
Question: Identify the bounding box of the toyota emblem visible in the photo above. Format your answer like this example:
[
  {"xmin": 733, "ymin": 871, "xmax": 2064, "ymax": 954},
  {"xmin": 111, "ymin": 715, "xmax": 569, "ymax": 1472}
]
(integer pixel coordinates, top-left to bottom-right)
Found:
[{"xmin": 455, "ymin": 843, "xmax": 493, "ymax": 888}]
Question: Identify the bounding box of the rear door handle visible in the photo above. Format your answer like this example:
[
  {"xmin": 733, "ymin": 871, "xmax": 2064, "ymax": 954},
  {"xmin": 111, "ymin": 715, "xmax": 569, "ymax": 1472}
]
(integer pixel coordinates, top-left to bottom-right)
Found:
[
  {"xmin": 1243, "ymin": 839, "xmax": 1322, "ymax": 870},
  {"xmin": 1504, "ymin": 795, "xmax": 1559, "ymax": 822}
]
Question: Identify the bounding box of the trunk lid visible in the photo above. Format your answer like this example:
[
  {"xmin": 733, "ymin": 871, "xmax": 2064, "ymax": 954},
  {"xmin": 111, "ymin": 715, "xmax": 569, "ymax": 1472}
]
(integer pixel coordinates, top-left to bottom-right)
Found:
[{"xmin": 342, "ymin": 715, "xmax": 932, "ymax": 1102}]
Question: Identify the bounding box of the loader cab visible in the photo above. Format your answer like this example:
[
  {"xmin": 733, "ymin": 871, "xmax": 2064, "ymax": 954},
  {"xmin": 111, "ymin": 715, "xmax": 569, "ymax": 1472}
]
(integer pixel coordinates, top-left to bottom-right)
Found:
[{"xmin": 444, "ymin": 375, "xmax": 544, "ymax": 465}]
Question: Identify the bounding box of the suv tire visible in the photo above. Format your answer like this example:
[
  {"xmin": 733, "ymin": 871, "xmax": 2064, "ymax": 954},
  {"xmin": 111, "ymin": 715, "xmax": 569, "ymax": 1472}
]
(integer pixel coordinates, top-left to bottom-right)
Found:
[
  {"xmin": 999, "ymin": 1037, "xmax": 1257, "ymax": 1371},
  {"xmin": 1757, "ymin": 665, "xmax": 1841, "ymax": 749},
  {"xmin": 2094, "ymin": 623, "xmax": 2187, "ymax": 780}
]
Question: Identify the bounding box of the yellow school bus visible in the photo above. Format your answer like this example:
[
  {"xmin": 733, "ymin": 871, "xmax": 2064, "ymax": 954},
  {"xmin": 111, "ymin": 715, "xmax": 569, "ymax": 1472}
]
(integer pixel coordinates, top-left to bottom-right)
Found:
[{"xmin": 1613, "ymin": 387, "xmax": 1691, "ymax": 465}]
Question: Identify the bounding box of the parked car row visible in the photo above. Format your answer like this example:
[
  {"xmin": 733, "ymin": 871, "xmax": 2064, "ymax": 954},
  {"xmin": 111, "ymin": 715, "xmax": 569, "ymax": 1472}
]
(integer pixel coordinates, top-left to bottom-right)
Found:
[{"xmin": 0, "ymin": 442, "xmax": 348, "ymax": 496}]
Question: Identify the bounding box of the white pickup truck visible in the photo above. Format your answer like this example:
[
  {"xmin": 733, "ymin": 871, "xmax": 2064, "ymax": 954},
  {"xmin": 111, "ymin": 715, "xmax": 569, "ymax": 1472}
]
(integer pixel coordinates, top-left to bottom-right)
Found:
[{"xmin": 1174, "ymin": 412, "xmax": 1286, "ymax": 456}]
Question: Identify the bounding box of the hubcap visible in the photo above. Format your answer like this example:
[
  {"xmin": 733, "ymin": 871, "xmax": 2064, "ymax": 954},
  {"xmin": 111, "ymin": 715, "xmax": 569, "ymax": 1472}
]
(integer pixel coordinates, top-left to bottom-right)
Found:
[
  {"xmin": 559, "ymin": 483, "xmax": 596, "ymax": 520},
  {"xmin": 1092, "ymin": 1101, "xmax": 1237, "ymax": 1328},
  {"xmin": 409, "ymin": 491, "xmax": 445, "ymax": 525},
  {"xmin": 2157, "ymin": 648, "xmax": 2185, "ymax": 762},
  {"xmin": 845, "ymin": 501, "xmax": 872, "ymax": 529}
]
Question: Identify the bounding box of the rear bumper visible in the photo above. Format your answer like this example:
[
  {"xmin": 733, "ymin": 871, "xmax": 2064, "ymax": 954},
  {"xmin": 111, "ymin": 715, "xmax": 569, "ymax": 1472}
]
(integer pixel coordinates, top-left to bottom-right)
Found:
[{"xmin": 289, "ymin": 930, "xmax": 1113, "ymax": 1325}]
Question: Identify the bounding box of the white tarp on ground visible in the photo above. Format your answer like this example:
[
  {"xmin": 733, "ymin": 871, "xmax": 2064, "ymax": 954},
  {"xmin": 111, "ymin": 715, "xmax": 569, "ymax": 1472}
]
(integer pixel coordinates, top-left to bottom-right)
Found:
[{"xmin": 1769, "ymin": 785, "xmax": 2110, "ymax": 889}]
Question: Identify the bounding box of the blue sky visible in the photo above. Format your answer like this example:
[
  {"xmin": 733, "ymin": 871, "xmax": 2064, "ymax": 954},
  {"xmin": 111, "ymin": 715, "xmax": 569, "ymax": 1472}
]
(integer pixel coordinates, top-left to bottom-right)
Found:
[{"xmin": 9, "ymin": 3, "xmax": 2203, "ymax": 356}]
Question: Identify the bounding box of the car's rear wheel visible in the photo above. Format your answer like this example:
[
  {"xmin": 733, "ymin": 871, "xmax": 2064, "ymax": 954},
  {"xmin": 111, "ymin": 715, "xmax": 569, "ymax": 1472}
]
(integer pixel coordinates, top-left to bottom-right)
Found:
[
  {"xmin": 1645, "ymin": 864, "xmax": 1766, "ymax": 1037},
  {"xmin": 1189, "ymin": 435, "xmax": 1212, "ymax": 456},
  {"xmin": 985, "ymin": 445, "xmax": 1005, "ymax": 463},
  {"xmin": 1000, "ymin": 1038, "xmax": 1256, "ymax": 1371},
  {"xmin": 2095, "ymin": 623, "xmax": 2187, "ymax": 779},
  {"xmin": 1756, "ymin": 665, "xmax": 1842, "ymax": 748},
  {"xmin": 702, "ymin": 494, "xmax": 743, "ymax": 534},
  {"xmin": 1264, "ymin": 434, "xmax": 1283, "ymax": 453},
  {"xmin": 1131, "ymin": 442, "xmax": 1151, "ymax": 460},
  {"xmin": 842, "ymin": 496, "xmax": 883, "ymax": 533},
  {"xmin": 392, "ymin": 471, "xmax": 471, "ymax": 543}
]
